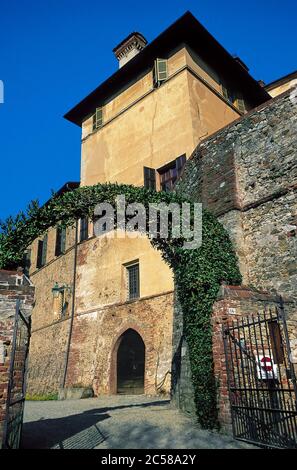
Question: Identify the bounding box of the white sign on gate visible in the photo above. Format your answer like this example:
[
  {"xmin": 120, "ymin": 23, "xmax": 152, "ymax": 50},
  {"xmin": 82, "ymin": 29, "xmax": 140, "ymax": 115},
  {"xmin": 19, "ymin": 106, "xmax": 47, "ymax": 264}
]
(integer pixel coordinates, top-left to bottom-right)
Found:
[{"xmin": 256, "ymin": 355, "xmax": 278, "ymax": 380}]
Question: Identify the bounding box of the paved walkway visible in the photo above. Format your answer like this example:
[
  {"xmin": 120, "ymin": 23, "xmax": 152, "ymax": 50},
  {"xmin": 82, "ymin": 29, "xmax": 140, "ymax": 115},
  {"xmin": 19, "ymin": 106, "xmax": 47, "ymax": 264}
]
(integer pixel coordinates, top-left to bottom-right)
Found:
[{"xmin": 22, "ymin": 395, "xmax": 255, "ymax": 449}]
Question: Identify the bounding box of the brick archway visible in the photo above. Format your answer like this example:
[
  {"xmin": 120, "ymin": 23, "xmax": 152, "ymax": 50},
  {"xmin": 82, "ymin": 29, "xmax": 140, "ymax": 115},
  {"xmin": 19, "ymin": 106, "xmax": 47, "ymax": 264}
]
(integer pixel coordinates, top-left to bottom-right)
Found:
[{"xmin": 109, "ymin": 324, "xmax": 148, "ymax": 394}]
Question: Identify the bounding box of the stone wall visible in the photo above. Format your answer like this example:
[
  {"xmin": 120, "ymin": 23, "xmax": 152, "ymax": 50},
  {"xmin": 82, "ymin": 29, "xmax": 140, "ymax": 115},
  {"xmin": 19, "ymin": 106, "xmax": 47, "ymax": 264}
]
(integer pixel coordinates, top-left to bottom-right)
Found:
[
  {"xmin": 174, "ymin": 89, "xmax": 297, "ymax": 425},
  {"xmin": 177, "ymin": 89, "xmax": 297, "ymax": 299},
  {"xmin": 171, "ymin": 293, "xmax": 196, "ymax": 415},
  {"xmin": 0, "ymin": 270, "xmax": 34, "ymax": 448}
]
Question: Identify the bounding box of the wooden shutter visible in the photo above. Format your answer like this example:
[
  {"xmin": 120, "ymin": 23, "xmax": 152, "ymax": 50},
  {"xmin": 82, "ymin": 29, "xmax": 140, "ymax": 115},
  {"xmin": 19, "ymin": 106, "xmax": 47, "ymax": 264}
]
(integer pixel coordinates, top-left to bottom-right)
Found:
[
  {"xmin": 55, "ymin": 226, "xmax": 66, "ymax": 256},
  {"xmin": 235, "ymin": 97, "xmax": 246, "ymax": 114},
  {"xmin": 93, "ymin": 107, "xmax": 103, "ymax": 130},
  {"xmin": 157, "ymin": 59, "xmax": 168, "ymax": 81},
  {"xmin": 80, "ymin": 217, "xmax": 89, "ymax": 242},
  {"xmin": 41, "ymin": 234, "xmax": 47, "ymax": 266},
  {"xmin": 153, "ymin": 59, "xmax": 168, "ymax": 87},
  {"xmin": 61, "ymin": 227, "xmax": 66, "ymax": 254},
  {"xmin": 222, "ymin": 85, "xmax": 229, "ymax": 100},
  {"xmin": 36, "ymin": 241, "xmax": 43, "ymax": 268},
  {"xmin": 176, "ymin": 154, "xmax": 186, "ymax": 174},
  {"xmin": 55, "ymin": 227, "xmax": 61, "ymax": 256},
  {"xmin": 144, "ymin": 167, "xmax": 156, "ymax": 190}
]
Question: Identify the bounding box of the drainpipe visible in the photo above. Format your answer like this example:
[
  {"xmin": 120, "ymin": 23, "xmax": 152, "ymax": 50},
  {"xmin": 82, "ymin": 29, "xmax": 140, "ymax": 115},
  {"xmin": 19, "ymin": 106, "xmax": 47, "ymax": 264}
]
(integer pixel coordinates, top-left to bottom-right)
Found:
[{"xmin": 62, "ymin": 219, "xmax": 79, "ymax": 389}]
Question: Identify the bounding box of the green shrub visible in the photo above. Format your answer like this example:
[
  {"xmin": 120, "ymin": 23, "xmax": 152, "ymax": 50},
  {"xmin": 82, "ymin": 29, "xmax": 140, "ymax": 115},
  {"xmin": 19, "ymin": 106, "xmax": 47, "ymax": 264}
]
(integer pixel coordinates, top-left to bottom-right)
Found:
[{"xmin": 26, "ymin": 392, "xmax": 58, "ymax": 401}]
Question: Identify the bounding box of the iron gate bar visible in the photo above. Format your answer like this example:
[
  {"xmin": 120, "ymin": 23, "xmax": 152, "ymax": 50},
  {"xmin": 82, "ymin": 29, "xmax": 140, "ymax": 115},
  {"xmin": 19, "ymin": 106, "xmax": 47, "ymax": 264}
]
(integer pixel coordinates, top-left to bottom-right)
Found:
[
  {"xmin": 230, "ymin": 387, "xmax": 294, "ymax": 392},
  {"xmin": 2, "ymin": 300, "xmax": 20, "ymax": 448},
  {"xmin": 222, "ymin": 305, "xmax": 297, "ymax": 449},
  {"xmin": 279, "ymin": 297, "xmax": 297, "ymax": 403},
  {"xmin": 2, "ymin": 299, "xmax": 31, "ymax": 449},
  {"xmin": 227, "ymin": 315, "xmax": 279, "ymax": 330}
]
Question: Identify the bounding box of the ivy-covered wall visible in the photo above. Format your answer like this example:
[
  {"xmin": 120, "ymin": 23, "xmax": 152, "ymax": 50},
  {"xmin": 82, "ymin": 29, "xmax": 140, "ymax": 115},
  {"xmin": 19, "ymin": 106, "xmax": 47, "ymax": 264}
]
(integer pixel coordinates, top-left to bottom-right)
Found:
[{"xmin": 0, "ymin": 184, "xmax": 241, "ymax": 429}]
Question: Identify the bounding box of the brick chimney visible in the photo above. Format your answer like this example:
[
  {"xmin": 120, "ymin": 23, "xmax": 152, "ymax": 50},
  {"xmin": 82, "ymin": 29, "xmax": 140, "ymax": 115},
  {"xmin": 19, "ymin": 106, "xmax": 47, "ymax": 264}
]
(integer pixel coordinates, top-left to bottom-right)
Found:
[{"xmin": 113, "ymin": 32, "xmax": 147, "ymax": 68}]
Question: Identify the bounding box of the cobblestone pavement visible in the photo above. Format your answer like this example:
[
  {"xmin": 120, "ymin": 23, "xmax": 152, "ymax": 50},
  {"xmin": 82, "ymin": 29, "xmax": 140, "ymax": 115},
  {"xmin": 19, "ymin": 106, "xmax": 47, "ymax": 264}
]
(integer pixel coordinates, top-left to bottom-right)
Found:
[{"xmin": 22, "ymin": 395, "xmax": 256, "ymax": 449}]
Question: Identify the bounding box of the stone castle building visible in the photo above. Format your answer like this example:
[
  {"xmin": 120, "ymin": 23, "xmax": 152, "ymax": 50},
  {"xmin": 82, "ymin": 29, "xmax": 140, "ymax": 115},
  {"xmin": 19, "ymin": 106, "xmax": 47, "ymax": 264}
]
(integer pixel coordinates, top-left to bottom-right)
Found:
[{"xmin": 25, "ymin": 12, "xmax": 296, "ymax": 400}]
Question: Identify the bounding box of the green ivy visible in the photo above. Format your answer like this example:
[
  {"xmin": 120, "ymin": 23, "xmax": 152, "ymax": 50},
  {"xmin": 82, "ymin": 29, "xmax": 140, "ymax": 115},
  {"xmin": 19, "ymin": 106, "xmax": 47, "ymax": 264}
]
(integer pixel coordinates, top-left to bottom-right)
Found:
[{"xmin": 0, "ymin": 183, "xmax": 242, "ymax": 428}]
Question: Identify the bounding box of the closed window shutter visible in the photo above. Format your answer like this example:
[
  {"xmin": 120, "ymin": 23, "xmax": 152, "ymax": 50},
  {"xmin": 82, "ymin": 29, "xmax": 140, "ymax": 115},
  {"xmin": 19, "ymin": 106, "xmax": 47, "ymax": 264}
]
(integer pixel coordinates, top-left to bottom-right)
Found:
[
  {"xmin": 55, "ymin": 227, "xmax": 61, "ymax": 256},
  {"xmin": 153, "ymin": 59, "xmax": 168, "ymax": 87},
  {"xmin": 176, "ymin": 154, "xmax": 186, "ymax": 173},
  {"xmin": 61, "ymin": 227, "xmax": 66, "ymax": 253},
  {"xmin": 41, "ymin": 234, "xmax": 47, "ymax": 266},
  {"xmin": 222, "ymin": 85, "xmax": 229, "ymax": 100},
  {"xmin": 153, "ymin": 60, "xmax": 158, "ymax": 87},
  {"xmin": 80, "ymin": 217, "xmax": 89, "ymax": 242},
  {"xmin": 93, "ymin": 107, "xmax": 103, "ymax": 130},
  {"xmin": 236, "ymin": 98, "xmax": 246, "ymax": 114},
  {"xmin": 157, "ymin": 59, "xmax": 168, "ymax": 81},
  {"xmin": 56, "ymin": 226, "xmax": 66, "ymax": 255},
  {"xmin": 144, "ymin": 167, "xmax": 156, "ymax": 190},
  {"xmin": 36, "ymin": 240, "xmax": 43, "ymax": 268}
]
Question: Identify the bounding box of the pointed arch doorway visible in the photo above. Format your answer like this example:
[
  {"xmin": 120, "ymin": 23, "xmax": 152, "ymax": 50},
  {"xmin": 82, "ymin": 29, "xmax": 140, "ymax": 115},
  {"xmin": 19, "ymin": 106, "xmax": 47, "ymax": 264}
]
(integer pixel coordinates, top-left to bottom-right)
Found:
[{"xmin": 116, "ymin": 329, "xmax": 145, "ymax": 395}]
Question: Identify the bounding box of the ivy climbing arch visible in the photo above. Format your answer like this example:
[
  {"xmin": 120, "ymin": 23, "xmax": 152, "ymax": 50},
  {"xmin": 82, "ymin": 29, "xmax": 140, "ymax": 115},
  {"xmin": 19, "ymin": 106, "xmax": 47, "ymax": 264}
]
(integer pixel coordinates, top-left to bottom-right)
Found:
[{"xmin": 0, "ymin": 182, "xmax": 242, "ymax": 428}]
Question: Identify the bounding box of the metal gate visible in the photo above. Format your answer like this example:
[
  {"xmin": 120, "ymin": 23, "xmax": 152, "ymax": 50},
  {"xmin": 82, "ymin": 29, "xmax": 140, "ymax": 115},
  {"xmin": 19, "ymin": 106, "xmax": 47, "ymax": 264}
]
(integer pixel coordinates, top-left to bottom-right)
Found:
[
  {"xmin": 2, "ymin": 300, "xmax": 31, "ymax": 449},
  {"xmin": 223, "ymin": 303, "xmax": 297, "ymax": 448}
]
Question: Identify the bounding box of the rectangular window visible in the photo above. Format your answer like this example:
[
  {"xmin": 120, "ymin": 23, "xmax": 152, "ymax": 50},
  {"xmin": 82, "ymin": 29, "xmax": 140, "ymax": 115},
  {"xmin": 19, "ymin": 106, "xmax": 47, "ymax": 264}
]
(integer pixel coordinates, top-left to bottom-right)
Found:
[
  {"xmin": 222, "ymin": 84, "xmax": 245, "ymax": 113},
  {"xmin": 234, "ymin": 97, "xmax": 246, "ymax": 114},
  {"xmin": 158, "ymin": 154, "xmax": 186, "ymax": 191},
  {"xmin": 127, "ymin": 263, "xmax": 140, "ymax": 300},
  {"xmin": 143, "ymin": 167, "xmax": 156, "ymax": 190},
  {"xmin": 80, "ymin": 217, "xmax": 89, "ymax": 242},
  {"xmin": 55, "ymin": 225, "xmax": 66, "ymax": 257},
  {"xmin": 36, "ymin": 234, "xmax": 47, "ymax": 269},
  {"xmin": 222, "ymin": 84, "xmax": 236, "ymax": 104},
  {"xmin": 153, "ymin": 58, "xmax": 168, "ymax": 88},
  {"xmin": 268, "ymin": 321, "xmax": 284, "ymax": 364},
  {"xmin": 92, "ymin": 107, "xmax": 103, "ymax": 131}
]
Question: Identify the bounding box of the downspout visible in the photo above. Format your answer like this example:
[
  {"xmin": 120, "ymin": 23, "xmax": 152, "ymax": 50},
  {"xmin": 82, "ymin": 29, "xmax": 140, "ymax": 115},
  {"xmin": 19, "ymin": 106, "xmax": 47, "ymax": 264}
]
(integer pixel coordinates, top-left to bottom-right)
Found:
[{"xmin": 62, "ymin": 219, "xmax": 79, "ymax": 389}]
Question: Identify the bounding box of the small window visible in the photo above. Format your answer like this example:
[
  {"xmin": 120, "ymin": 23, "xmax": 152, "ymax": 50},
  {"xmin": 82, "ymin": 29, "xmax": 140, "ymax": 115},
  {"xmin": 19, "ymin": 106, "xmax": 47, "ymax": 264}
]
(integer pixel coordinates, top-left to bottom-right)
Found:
[
  {"xmin": 153, "ymin": 58, "xmax": 168, "ymax": 88},
  {"xmin": 222, "ymin": 85, "xmax": 236, "ymax": 104},
  {"xmin": 234, "ymin": 97, "xmax": 246, "ymax": 114},
  {"xmin": 36, "ymin": 234, "xmax": 47, "ymax": 269},
  {"xmin": 92, "ymin": 107, "xmax": 103, "ymax": 131},
  {"xmin": 158, "ymin": 154, "xmax": 186, "ymax": 192},
  {"xmin": 143, "ymin": 167, "xmax": 156, "ymax": 190},
  {"xmin": 126, "ymin": 263, "xmax": 140, "ymax": 300},
  {"xmin": 80, "ymin": 217, "xmax": 89, "ymax": 242},
  {"xmin": 55, "ymin": 226, "xmax": 66, "ymax": 257},
  {"xmin": 222, "ymin": 84, "xmax": 245, "ymax": 113}
]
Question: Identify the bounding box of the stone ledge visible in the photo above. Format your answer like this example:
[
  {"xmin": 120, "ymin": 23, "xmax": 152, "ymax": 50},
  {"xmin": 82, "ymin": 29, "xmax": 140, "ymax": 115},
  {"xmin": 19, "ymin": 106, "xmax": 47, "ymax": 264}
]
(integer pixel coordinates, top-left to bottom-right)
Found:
[
  {"xmin": 58, "ymin": 387, "xmax": 94, "ymax": 400},
  {"xmin": 216, "ymin": 284, "xmax": 296, "ymax": 304}
]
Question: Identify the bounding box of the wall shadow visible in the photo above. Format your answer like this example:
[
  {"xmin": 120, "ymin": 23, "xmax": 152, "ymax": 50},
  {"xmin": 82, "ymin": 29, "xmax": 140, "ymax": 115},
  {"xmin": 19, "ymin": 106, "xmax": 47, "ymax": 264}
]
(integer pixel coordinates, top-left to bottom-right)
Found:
[{"xmin": 22, "ymin": 399, "xmax": 170, "ymax": 449}]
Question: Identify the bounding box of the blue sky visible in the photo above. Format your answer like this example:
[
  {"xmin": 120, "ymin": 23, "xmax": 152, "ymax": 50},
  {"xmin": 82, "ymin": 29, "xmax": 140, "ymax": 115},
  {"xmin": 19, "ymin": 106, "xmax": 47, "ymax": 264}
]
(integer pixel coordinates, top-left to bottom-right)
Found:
[{"xmin": 0, "ymin": 0, "xmax": 296, "ymax": 221}]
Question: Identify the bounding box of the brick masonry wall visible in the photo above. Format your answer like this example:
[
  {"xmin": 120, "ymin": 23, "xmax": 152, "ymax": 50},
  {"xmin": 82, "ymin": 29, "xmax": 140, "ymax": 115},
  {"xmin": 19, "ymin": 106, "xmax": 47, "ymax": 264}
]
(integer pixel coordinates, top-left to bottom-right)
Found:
[
  {"xmin": 0, "ymin": 272, "xmax": 34, "ymax": 448},
  {"xmin": 65, "ymin": 291, "xmax": 174, "ymax": 396},
  {"xmin": 212, "ymin": 285, "xmax": 296, "ymax": 431},
  {"xmin": 26, "ymin": 319, "xmax": 71, "ymax": 395},
  {"xmin": 27, "ymin": 291, "xmax": 174, "ymax": 396}
]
